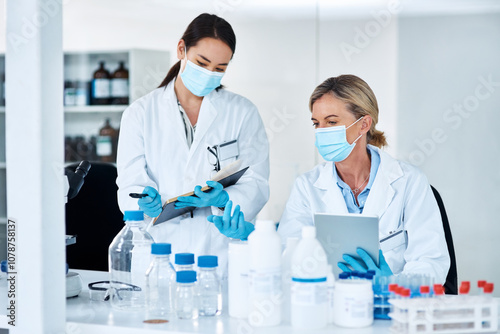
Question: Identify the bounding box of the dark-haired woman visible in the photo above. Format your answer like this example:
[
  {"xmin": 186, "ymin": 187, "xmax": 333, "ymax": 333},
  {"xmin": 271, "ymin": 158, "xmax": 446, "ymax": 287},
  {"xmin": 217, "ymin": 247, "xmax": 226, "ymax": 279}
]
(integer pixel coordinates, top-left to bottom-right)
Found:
[
  {"xmin": 276, "ymin": 75, "xmax": 450, "ymax": 283},
  {"xmin": 116, "ymin": 14, "xmax": 269, "ymax": 273}
]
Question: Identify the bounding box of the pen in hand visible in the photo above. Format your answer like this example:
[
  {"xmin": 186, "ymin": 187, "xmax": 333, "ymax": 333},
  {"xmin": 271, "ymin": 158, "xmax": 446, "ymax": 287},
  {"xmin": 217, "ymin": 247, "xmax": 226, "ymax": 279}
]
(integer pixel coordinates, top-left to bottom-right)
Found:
[{"xmin": 129, "ymin": 193, "xmax": 148, "ymax": 199}]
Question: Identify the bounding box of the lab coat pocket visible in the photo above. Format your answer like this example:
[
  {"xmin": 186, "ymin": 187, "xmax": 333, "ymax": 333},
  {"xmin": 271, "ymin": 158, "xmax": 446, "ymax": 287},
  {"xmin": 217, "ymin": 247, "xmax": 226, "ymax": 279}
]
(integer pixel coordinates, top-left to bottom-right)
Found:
[{"xmin": 380, "ymin": 229, "xmax": 407, "ymax": 254}]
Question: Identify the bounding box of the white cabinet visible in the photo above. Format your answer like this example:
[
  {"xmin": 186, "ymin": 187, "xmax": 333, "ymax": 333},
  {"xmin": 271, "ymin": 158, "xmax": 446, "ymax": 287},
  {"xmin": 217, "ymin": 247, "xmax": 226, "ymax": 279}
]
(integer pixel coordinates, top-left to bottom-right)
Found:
[{"xmin": 0, "ymin": 49, "xmax": 170, "ymax": 259}]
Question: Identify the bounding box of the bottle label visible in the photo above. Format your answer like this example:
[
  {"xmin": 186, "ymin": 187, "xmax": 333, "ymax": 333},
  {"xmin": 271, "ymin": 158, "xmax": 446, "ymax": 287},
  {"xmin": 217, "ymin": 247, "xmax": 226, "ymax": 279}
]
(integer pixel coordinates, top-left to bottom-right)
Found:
[
  {"xmin": 249, "ymin": 267, "xmax": 281, "ymax": 296},
  {"xmin": 93, "ymin": 78, "xmax": 110, "ymax": 98},
  {"xmin": 291, "ymin": 278, "xmax": 328, "ymax": 306},
  {"xmin": 111, "ymin": 78, "xmax": 129, "ymax": 97},
  {"xmin": 64, "ymin": 88, "xmax": 76, "ymax": 106},
  {"xmin": 75, "ymin": 88, "xmax": 88, "ymax": 106},
  {"xmin": 96, "ymin": 136, "xmax": 112, "ymax": 156}
]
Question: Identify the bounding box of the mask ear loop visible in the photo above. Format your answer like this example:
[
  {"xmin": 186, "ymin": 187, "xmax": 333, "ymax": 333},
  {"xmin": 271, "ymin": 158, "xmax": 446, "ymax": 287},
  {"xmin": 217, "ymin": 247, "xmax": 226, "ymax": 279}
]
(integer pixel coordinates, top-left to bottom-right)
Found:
[{"xmin": 348, "ymin": 116, "xmax": 365, "ymax": 145}]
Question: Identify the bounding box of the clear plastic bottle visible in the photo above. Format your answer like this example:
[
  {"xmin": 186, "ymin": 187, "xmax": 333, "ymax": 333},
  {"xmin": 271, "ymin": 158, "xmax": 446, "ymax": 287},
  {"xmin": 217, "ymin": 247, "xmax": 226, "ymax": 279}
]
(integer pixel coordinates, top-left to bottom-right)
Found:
[
  {"xmin": 176, "ymin": 270, "xmax": 198, "ymax": 320},
  {"xmin": 108, "ymin": 210, "xmax": 154, "ymax": 311},
  {"xmin": 175, "ymin": 253, "xmax": 195, "ymax": 271},
  {"xmin": 197, "ymin": 255, "xmax": 221, "ymax": 316},
  {"xmin": 145, "ymin": 243, "xmax": 176, "ymax": 320}
]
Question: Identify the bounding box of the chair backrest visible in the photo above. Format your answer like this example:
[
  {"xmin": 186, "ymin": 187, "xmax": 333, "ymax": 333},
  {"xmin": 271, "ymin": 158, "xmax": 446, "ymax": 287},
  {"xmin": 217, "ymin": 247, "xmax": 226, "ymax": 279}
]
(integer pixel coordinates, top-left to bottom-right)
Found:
[
  {"xmin": 65, "ymin": 162, "xmax": 124, "ymax": 271},
  {"xmin": 431, "ymin": 185, "xmax": 458, "ymax": 295}
]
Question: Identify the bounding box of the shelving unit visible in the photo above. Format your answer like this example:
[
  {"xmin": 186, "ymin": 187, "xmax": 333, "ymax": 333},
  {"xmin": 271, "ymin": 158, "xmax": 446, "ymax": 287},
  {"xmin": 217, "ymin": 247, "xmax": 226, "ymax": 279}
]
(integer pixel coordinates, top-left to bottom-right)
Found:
[{"xmin": 0, "ymin": 49, "xmax": 169, "ymax": 261}]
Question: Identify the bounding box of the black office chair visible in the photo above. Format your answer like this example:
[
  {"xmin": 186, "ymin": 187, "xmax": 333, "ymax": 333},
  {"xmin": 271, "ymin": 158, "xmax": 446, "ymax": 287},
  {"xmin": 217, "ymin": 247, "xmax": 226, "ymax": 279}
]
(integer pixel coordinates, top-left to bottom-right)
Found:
[
  {"xmin": 431, "ymin": 185, "xmax": 458, "ymax": 295},
  {"xmin": 65, "ymin": 162, "xmax": 124, "ymax": 271}
]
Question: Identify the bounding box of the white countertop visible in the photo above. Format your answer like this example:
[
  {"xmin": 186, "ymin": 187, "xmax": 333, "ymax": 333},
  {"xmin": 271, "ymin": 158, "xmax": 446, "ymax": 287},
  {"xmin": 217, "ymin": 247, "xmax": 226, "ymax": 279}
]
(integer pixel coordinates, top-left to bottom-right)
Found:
[
  {"xmin": 67, "ymin": 269, "xmax": 393, "ymax": 334},
  {"xmin": 5, "ymin": 269, "xmax": 498, "ymax": 334}
]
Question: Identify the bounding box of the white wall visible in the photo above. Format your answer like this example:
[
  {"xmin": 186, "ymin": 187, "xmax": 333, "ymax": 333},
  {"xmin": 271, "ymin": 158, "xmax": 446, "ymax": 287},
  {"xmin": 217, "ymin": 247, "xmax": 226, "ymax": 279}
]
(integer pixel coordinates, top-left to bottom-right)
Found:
[
  {"xmin": 397, "ymin": 13, "xmax": 500, "ymax": 294},
  {"xmin": 0, "ymin": 0, "xmax": 499, "ymax": 294}
]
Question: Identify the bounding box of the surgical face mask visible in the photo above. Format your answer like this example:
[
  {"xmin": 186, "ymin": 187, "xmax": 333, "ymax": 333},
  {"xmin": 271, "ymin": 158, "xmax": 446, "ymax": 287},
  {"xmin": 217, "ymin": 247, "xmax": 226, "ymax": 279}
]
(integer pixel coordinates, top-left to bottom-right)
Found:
[
  {"xmin": 180, "ymin": 48, "xmax": 225, "ymax": 97},
  {"xmin": 315, "ymin": 117, "xmax": 364, "ymax": 162}
]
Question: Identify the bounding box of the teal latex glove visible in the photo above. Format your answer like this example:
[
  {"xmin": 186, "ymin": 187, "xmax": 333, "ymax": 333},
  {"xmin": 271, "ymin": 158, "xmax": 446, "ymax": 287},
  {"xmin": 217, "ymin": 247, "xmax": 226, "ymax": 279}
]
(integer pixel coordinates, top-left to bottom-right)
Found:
[
  {"xmin": 338, "ymin": 249, "xmax": 393, "ymax": 276},
  {"xmin": 175, "ymin": 181, "xmax": 229, "ymax": 209},
  {"xmin": 207, "ymin": 200, "xmax": 255, "ymax": 240},
  {"xmin": 138, "ymin": 186, "xmax": 162, "ymax": 218}
]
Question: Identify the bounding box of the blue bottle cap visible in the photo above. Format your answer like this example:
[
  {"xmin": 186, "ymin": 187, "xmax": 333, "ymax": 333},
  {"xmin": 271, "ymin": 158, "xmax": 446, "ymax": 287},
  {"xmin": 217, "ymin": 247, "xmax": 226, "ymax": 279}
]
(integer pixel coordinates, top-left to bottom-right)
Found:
[
  {"xmin": 365, "ymin": 273, "xmax": 374, "ymax": 280},
  {"xmin": 198, "ymin": 255, "xmax": 218, "ymax": 268},
  {"xmin": 1, "ymin": 260, "xmax": 7, "ymax": 273},
  {"xmin": 176, "ymin": 270, "xmax": 197, "ymax": 283},
  {"xmin": 352, "ymin": 271, "xmax": 360, "ymax": 277},
  {"xmin": 339, "ymin": 272, "xmax": 350, "ymax": 279},
  {"xmin": 151, "ymin": 243, "xmax": 171, "ymax": 255},
  {"xmin": 367, "ymin": 270, "xmax": 376, "ymax": 275},
  {"xmin": 175, "ymin": 253, "xmax": 195, "ymax": 265},
  {"xmin": 358, "ymin": 272, "xmax": 366, "ymax": 279},
  {"xmin": 123, "ymin": 211, "xmax": 144, "ymax": 221}
]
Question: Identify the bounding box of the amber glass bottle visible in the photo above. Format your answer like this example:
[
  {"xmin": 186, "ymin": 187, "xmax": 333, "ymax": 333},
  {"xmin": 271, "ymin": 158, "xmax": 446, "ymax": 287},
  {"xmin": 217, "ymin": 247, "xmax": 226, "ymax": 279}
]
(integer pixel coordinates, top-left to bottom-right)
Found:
[
  {"xmin": 91, "ymin": 61, "xmax": 110, "ymax": 105},
  {"xmin": 96, "ymin": 118, "xmax": 118, "ymax": 162},
  {"xmin": 111, "ymin": 61, "xmax": 129, "ymax": 105}
]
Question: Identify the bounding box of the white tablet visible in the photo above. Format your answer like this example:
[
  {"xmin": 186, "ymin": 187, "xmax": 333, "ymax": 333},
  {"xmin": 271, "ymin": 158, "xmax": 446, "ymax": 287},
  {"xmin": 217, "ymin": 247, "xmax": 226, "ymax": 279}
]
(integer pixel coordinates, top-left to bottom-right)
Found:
[{"xmin": 314, "ymin": 213, "xmax": 380, "ymax": 277}]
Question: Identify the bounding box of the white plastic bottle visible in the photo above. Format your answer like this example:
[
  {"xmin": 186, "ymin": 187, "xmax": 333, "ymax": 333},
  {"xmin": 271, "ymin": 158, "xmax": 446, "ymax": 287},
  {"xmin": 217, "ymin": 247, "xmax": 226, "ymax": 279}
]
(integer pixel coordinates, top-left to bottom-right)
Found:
[
  {"xmin": 248, "ymin": 220, "xmax": 282, "ymax": 327},
  {"xmin": 291, "ymin": 226, "xmax": 328, "ymax": 329},
  {"xmin": 326, "ymin": 264, "xmax": 335, "ymax": 324},
  {"xmin": 281, "ymin": 237, "xmax": 299, "ymax": 324},
  {"xmin": 228, "ymin": 241, "xmax": 250, "ymax": 318}
]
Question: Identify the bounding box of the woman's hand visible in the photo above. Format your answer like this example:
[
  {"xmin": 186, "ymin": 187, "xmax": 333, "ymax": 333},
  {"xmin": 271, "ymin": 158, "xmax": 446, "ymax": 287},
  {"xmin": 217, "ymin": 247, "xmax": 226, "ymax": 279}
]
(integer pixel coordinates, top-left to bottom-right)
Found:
[
  {"xmin": 138, "ymin": 186, "xmax": 162, "ymax": 218},
  {"xmin": 207, "ymin": 200, "xmax": 255, "ymax": 240},
  {"xmin": 338, "ymin": 249, "xmax": 392, "ymax": 276},
  {"xmin": 175, "ymin": 181, "xmax": 229, "ymax": 209}
]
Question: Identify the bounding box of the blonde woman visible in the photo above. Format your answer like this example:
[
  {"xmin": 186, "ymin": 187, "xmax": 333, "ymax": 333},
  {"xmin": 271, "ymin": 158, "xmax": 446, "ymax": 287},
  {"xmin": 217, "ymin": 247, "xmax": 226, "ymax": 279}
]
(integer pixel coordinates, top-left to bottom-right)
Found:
[{"xmin": 277, "ymin": 75, "xmax": 450, "ymax": 283}]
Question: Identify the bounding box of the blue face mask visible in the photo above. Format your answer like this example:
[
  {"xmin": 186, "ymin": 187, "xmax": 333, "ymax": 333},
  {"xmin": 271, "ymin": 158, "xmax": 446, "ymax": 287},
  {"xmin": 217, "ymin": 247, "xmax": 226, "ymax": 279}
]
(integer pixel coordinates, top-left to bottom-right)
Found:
[
  {"xmin": 180, "ymin": 50, "xmax": 225, "ymax": 97},
  {"xmin": 315, "ymin": 117, "xmax": 364, "ymax": 162}
]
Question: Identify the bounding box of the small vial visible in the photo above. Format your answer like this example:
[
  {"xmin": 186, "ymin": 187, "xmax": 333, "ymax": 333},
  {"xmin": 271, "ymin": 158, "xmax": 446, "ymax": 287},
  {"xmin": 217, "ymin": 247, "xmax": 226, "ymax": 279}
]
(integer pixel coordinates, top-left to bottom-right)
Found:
[
  {"xmin": 420, "ymin": 286, "xmax": 430, "ymax": 298},
  {"xmin": 351, "ymin": 271, "xmax": 360, "ymax": 280},
  {"xmin": 459, "ymin": 281, "xmax": 470, "ymax": 295},
  {"xmin": 478, "ymin": 280, "xmax": 487, "ymax": 295},
  {"xmin": 433, "ymin": 284, "xmax": 445, "ymax": 298},
  {"xmin": 175, "ymin": 253, "xmax": 195, "ymax": 271},
  {"xmin": 176, "ymin": 270, "xmax": 198, "ymax": 320},
  {"xmin": 483, "ymin": 283, "xmax": 494, "ymax": 297},
  {"xmin": 197, "ymin": 255, "xmax": 221, "ymax": 317},
  {"xmin": 365, "ymin": 272, "xmax": 374, "ymax": 281}
]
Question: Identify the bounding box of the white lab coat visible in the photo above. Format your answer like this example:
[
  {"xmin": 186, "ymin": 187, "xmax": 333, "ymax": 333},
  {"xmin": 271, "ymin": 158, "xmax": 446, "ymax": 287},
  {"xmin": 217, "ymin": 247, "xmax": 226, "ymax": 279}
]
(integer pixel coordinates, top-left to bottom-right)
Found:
[
  {"xmin": 277, "ymin": 145, "xmax": 450, "ymax": 284},
  {"xmin": 116, "ymin": 81, "xmax": 270, "ymax": 275}
]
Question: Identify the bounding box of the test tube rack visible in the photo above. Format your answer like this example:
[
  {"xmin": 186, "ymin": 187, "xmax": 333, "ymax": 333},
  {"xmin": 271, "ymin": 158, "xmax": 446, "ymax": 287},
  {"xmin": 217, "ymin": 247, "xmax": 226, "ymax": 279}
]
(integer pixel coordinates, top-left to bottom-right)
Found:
[{"xmin": 389, "ymin": 296, "xmax": 498, "ymax": 333}]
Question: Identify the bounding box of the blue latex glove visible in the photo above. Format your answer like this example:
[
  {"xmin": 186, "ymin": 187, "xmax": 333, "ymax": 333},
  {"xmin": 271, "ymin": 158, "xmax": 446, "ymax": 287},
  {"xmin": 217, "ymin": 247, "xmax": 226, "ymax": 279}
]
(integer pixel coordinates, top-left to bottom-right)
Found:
[
  {"xmin": 207, "ymin": 200, "xmax": 255, "ymax": 240},
  {"xmin": 137, "ymin": 186, "xmax": 162, "ymax": 218},
  {"xmin": 338, "ymin": 249, "xmax": 393, "ymax": 276},
  {"xmin": 175, "ymin": 181, "xmax": 229, "ymax": 209}
]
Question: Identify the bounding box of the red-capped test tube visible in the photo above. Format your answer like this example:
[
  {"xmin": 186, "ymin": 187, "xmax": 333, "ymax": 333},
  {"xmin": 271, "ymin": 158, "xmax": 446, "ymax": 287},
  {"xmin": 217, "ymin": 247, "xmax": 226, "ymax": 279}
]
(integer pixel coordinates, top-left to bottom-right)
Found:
[
  {"xmin": 433, "ymin": 284, "xmax": 445, "ymax": 297},
  {"xmin": 477, "ymin": 280, "xmax": 487, "ymax": 294},
  {"xmin": 459, "ymin": 281, "xmax": 470, "ymax": 295},
  {"xmin": 483, "ymin": 283, "xmax": 494, "ymax": 296},
  {"xmin": 420, "ymin": 285, "xmax": 430, "ymax": 298}
]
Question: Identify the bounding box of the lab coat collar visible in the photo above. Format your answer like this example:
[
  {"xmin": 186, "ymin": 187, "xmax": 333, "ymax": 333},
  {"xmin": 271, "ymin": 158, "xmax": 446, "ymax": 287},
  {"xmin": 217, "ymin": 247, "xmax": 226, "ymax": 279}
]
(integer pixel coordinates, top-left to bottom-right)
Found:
[
  {"xmin": 362, "ymin": 145, "xmax": 404, "ymax": 219},
  {"xmin": 313, "ymin": 162, "xmax": 349, "ymax": 214},
  {"xmin": 312, "ymin": 145, "xmax": 404, "ymax": 217},
  {"xmin": 163, "ymin": 80, "xmax": 220, "ymax": 157}
]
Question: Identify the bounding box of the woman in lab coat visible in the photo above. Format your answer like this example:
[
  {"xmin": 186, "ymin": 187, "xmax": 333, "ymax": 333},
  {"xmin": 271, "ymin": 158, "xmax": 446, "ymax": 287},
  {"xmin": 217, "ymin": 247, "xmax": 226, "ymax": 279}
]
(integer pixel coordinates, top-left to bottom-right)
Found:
[
  {"xmin": 277, "ymin": 75, "xmax": 450, "ymax": 284},
  {"xmin": 116, "ymin": 14, "xmax": 269, "ymax": 273}
]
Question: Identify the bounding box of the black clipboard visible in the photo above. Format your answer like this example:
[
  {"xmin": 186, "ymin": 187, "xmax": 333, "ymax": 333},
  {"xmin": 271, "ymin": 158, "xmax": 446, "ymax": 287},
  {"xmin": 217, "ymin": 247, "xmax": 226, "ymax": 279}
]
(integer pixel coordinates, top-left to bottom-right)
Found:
[{"xmin": 152, "ymin": 166, "xmax": 249, "ymax": 226}]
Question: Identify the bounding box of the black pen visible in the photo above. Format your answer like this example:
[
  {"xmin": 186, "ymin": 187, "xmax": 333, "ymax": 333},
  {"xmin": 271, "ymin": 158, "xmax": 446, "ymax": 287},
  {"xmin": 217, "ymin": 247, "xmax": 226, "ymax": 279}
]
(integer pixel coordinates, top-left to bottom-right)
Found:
[{"xmin": 129, "ymin": 193, "xmax": 148, "ymax": 198}]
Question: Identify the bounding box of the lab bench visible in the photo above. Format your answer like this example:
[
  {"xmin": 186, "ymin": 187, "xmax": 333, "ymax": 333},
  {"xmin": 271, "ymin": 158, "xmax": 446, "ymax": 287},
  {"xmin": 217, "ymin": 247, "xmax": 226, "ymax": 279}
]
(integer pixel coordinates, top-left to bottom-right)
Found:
[
  {"xmin": 0, "ymin": 269, "xmax": 392, "ymax": 333},
  {"xmin": 2, "ymin": 270, "xmax": 498, "ymax": 334}
]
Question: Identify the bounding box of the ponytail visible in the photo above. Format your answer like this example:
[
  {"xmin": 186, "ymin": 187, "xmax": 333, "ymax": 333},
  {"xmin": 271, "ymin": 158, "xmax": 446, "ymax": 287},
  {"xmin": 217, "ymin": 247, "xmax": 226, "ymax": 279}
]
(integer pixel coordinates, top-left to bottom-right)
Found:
[
  {"xmin": 158, "ymin": 61, "xmax": 181, "ymax": 88},
  {"xmin": 368, "ymin": 129, "xmax": 387, "ymax": 148}
]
